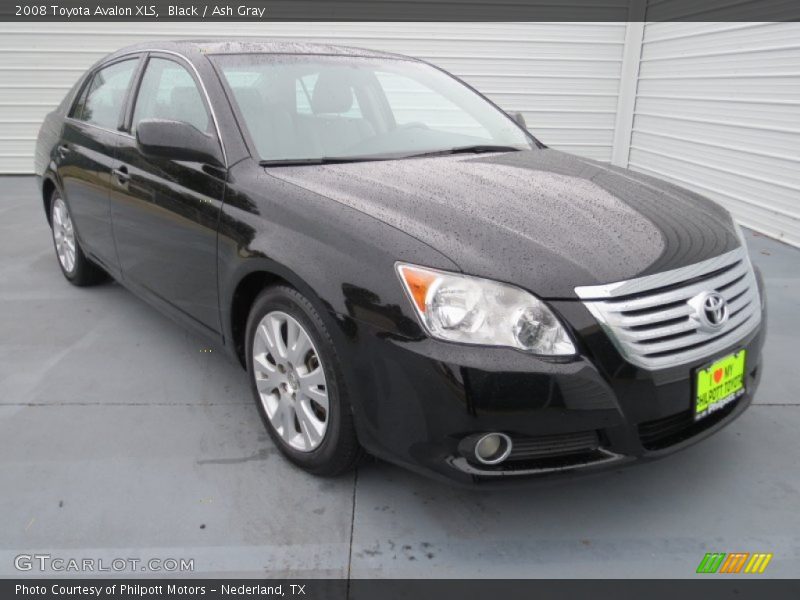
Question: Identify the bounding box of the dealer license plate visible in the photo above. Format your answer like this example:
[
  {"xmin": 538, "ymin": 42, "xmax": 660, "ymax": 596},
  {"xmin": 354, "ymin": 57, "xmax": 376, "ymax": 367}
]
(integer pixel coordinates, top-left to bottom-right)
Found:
[{"xmin": 695, "ymin": 350, "xmax": 746, "ymax": 421}]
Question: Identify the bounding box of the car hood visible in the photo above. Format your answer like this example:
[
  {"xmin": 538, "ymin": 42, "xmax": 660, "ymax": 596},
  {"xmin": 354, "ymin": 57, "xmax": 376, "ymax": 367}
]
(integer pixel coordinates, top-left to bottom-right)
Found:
[{"xmin": 266, "ymin": 149, "xmax": 740, "ymax": 299}]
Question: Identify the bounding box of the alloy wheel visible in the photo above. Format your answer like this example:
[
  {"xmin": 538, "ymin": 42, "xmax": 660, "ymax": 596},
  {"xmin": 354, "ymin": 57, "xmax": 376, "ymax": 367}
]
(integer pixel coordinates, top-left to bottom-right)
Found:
[
  {"xmin": 252, "ymin": 310, "xmax": 329, "ymax": 452},
  {"xmin": 52, "ymin": 197, "xmax": 76, "ymax": 274}
]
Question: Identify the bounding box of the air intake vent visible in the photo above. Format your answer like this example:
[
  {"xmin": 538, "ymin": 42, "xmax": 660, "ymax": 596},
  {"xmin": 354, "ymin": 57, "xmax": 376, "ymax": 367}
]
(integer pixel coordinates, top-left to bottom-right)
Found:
[
  {"xmin": 508, "ymin": 430, "xmax": 600, "ymax": 462},
  {"xmin": 575, "ymin": 246, "xmax": 761, "ymax": 370}
]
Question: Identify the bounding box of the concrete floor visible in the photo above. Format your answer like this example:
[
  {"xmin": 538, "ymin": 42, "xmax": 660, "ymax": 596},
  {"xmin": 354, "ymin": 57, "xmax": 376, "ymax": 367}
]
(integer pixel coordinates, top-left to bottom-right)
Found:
[{"xmin": 1, "ymin": 175, "xmax": 798, "ymax": 578}]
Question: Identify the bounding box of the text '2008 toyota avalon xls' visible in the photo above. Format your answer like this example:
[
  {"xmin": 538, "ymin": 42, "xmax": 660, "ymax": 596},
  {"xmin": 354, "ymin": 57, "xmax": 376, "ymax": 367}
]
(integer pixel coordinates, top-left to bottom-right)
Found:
[{"xmin": 35, "ymin": 41, "xmax": 766, "ymax": 485}]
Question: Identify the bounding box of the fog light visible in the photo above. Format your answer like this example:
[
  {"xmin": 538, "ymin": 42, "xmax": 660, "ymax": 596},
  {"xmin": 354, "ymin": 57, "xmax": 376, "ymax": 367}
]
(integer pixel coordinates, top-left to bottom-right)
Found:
[{"xmin": 474, "ymin": 433, "xmax": 512, "ymax": 465}]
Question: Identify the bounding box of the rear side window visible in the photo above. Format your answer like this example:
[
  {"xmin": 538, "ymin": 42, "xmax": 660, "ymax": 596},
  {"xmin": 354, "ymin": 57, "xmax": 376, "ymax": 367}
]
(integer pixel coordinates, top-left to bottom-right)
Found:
[
  {"xmin": 131, "ymin": 57, "xmax": 210, "ymax": 134},
  {"xmin": 72, "ymin": 59, "xmax": 138, "ymax": 129}
]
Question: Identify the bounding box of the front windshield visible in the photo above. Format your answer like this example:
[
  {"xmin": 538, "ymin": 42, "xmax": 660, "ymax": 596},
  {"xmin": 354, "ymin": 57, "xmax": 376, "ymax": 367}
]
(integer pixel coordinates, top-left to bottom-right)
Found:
[{"xmin": 211, "ymin": 53, "xmax": 535, "ymax": 162}]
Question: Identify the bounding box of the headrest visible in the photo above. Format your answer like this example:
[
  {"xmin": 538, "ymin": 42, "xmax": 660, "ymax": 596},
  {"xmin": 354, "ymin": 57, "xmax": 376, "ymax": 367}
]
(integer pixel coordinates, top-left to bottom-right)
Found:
[{"xmin": 310, "ymin": 71, "xmax": 354, "ymax": 114}]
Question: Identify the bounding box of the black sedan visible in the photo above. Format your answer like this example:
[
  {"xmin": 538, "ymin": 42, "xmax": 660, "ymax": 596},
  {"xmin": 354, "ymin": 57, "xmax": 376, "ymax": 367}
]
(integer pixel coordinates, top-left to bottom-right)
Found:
[{"xmin": 34, "ymin": 40, "xmax": 766, "ymax": 485}]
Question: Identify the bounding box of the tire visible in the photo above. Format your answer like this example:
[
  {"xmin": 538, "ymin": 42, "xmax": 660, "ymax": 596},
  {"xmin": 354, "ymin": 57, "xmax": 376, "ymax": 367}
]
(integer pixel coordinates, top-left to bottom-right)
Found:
[
  {"xmin": 245, "ymin": 285, "xmax": 361, "ymax": 476},
  {"xmin": 49, "ymin": 192, "xmax": 106, "ymax": 286}
]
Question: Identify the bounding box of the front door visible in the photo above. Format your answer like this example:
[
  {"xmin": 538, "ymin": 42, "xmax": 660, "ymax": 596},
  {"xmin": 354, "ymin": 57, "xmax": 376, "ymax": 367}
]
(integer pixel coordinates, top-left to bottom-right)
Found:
[{"xmin": 110, "ymin": 54, "xmax": 226, "ymax": 333}]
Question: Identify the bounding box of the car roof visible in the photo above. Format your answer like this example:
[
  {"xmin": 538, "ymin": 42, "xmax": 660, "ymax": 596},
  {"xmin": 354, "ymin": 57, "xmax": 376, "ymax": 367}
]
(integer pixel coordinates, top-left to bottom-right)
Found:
[{"xmin": 104, "ymin": 39, "xmax": 417, "ymax": 63}]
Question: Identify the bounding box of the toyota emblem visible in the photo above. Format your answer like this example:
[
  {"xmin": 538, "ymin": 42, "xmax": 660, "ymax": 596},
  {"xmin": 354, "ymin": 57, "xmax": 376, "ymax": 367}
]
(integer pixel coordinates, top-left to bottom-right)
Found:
[{"xmin": 689, "ymin": 291, "xmax": 729, "ymax": 331}]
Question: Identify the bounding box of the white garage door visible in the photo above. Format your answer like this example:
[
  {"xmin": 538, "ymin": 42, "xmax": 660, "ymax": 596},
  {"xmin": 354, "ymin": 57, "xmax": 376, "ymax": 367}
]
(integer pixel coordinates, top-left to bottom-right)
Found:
[
  {"xmin": 627, "ymin": 22, "xmax": 800, "ymax": 247},
  {"xmin": 0, "ymin": 22, "xmax": 626, "ymax": 173}
]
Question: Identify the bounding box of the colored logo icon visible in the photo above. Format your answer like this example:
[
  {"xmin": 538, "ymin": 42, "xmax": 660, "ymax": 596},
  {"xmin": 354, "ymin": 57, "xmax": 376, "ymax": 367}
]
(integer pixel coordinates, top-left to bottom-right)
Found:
[{"xmin": 696, "ymin": 552, "xmax": 773, "ymax": 574}]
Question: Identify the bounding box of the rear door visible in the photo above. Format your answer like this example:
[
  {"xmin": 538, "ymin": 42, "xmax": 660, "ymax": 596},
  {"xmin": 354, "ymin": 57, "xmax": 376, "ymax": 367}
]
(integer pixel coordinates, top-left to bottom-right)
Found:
[
  {"xmin": 110, "ymin": 53, "xmax": 226, "ymax": 334},
  {"xmin": 57, "ymin": 56, "xmax": 141, "ymax": 275}
]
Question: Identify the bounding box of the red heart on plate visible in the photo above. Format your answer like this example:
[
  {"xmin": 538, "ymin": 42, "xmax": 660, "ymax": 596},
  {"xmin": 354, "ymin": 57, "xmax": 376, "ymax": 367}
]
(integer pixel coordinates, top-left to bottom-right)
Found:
[{"xmin": 713, "ymin": 368, "xmax": 723, "ymax": 383}]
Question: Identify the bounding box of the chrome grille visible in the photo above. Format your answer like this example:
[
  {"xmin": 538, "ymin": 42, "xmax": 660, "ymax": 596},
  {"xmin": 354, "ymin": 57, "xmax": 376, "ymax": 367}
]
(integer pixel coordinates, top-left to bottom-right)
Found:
[{"xmin": 575, "ymin": 246, "xmax": 762, "ymax": 370}]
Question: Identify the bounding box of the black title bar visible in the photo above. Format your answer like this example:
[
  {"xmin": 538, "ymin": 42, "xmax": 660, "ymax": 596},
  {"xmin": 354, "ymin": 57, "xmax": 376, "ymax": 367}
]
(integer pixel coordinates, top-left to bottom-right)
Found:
[
  {"xmin": 4, "ymin": 579, "xmax": 800, "ymax": 600},
  {"xmin": 2, "ymin": 0, "xmax": 800, "ymax": 22}
]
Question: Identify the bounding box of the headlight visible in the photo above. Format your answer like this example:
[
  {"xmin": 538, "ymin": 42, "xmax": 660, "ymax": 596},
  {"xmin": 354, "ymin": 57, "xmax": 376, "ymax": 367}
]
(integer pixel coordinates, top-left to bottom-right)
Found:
[{"xmin": 396, "ymin": 263, "xmax": 575, "ymax": 355}]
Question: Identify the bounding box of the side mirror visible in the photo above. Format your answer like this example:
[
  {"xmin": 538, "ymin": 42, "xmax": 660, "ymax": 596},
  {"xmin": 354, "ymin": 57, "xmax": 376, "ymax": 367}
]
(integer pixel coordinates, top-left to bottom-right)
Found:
[
  {"xmin": 136, "ymin": 119, "xmax": 224, "ymax": 167},
  {"xmin": 513, "ymin": 112, "xmax": 528, "ymax": 130}
]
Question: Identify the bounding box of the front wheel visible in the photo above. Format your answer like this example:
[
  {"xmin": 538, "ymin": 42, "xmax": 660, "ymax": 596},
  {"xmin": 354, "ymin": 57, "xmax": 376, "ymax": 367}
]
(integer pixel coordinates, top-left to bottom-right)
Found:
[
  {"xmin": 50, "ymin": 193, "xmax": 106, "ymax": 286},
  {"xmin": 245, "ymin": 285, "xmax": 361, "ymax": 476}
]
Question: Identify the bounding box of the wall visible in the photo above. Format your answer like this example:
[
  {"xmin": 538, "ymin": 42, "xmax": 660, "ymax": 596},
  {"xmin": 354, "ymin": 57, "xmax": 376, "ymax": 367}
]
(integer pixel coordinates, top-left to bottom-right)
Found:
[{"xmin": 624, "ymin": 22, "xmax": 800, "ymax": 246}]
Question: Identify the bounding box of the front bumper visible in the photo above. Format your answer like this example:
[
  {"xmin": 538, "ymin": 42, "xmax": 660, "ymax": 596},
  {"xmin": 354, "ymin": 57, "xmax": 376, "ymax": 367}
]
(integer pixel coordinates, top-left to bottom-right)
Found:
[{"xmin": 333, "ymin": 280, "xmax": 767, "ymax": 487}]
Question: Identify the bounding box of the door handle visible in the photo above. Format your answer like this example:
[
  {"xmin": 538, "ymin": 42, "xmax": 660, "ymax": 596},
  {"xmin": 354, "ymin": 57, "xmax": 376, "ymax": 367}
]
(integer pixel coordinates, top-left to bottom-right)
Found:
[
  {"xmin": 111, "ymin": 166, "xmax": 130, "ymax": 185},
  {"xmin": 56, "ymin": 144, "xmax": 70, "ymax": 158}
]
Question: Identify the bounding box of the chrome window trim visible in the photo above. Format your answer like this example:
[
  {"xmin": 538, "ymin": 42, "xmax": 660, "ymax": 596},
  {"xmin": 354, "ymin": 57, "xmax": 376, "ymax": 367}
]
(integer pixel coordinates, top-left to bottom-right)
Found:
[
  {"xmin": 84, "ymin": 48, "xmax": 228, "ymax": 167},
  {"xmin": 576, "ymin": 245, "xmax": 763, "ymax": 371}
]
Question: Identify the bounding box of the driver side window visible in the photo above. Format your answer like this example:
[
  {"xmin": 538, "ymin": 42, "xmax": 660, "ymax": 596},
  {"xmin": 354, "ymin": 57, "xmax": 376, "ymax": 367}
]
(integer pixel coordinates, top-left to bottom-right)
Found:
[{"xmin": 131, "ymin": 57, "xmax": 210, "ymax": 134}]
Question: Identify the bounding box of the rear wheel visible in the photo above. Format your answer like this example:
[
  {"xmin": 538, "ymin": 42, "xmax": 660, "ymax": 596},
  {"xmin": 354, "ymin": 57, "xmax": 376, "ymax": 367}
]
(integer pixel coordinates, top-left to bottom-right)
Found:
[
  {"xmin": 50, "ymin": 192, "xmax": 105, "ymax": 286},
  {"xmin": 246, "ymin": 285, "xmax": 360, "ymax": 475}
]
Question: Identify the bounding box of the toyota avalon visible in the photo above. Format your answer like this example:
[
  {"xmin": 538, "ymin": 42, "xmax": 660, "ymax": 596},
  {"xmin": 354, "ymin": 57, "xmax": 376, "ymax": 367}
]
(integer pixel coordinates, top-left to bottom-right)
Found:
[{"xmin": 34, "ymin": 41, "xmax": 766, "ymax": 485}]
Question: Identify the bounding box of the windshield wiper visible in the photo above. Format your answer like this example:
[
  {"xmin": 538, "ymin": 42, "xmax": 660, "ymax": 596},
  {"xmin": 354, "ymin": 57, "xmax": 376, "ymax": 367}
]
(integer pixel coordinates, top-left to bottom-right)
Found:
[
  {"xmin": 402, "ymin": 145, "xmax": 523, "ymax": 159},
  {"xmin": 259, "ymin": 156, "xmax": 393, "ymax": 167},
  {"xmin": 259, "ymin": 145, "xmax": 523, "ymax": 166}
]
